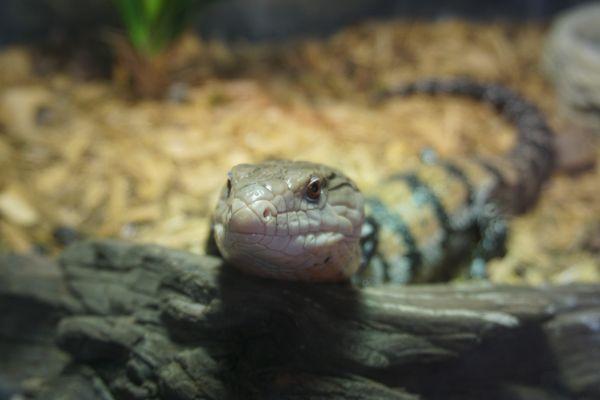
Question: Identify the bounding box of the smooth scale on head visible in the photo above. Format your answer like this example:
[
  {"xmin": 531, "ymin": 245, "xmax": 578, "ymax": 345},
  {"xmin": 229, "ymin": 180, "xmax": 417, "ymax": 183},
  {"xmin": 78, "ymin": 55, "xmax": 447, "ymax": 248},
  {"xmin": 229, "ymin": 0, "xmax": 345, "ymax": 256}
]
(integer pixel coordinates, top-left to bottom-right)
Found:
[{"xmin": 212, "ymin": 160, "xmax": 365, "ymax": 281}]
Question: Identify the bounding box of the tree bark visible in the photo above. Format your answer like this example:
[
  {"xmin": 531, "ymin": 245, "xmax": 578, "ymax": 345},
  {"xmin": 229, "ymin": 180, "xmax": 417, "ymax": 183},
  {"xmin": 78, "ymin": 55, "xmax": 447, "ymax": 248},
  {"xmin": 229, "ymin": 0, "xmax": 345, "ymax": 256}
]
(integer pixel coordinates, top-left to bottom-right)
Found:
[{"xmin": 1, "ymin": 240, "xmax": 599, "ymax": 399}]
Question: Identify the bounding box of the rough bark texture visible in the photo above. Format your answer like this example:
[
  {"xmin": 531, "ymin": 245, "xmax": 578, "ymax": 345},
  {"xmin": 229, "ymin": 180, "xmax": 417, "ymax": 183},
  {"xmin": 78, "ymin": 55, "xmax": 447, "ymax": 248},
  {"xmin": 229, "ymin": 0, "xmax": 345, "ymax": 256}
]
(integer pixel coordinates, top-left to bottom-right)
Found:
[{"xmin": 1, "ymin": 240, "xmax": 599, "ymax": 400}]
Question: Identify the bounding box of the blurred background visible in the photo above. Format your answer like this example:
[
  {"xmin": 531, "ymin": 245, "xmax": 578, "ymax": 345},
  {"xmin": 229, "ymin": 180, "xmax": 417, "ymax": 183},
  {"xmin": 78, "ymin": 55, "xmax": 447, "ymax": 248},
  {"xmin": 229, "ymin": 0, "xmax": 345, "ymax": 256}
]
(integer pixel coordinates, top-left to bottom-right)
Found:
[
  {"xmin": 0, "ymin": 0, "xmax": 598, "ymax": 285},
  {"xmin": 0, "ymin": 0, "xmax": 591, "ymax": 44}
]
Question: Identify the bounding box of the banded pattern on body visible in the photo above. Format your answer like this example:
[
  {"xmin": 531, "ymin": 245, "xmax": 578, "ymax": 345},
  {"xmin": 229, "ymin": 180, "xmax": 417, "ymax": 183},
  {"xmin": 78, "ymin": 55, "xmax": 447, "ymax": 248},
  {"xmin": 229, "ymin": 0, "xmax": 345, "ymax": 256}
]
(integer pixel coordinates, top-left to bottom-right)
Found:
[
  {"xmin": 357, "ymin": 156, "xmax": 508, "ymax": 285},
  {"xmin": 381, "ymin": 79, "xmax": 556, "ymax": 213},
  {"xmin": 356, "ymin": 79, "xmax": 555, "ymax": 285}
]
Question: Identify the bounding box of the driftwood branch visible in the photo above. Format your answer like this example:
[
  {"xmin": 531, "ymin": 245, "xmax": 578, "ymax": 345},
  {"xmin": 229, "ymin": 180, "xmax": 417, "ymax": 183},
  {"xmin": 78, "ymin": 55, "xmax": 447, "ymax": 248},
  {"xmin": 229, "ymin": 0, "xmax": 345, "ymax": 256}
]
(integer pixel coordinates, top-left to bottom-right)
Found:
[{"xmin": 1, "ymin": 240, "xmax": 599, "ymax": 399}]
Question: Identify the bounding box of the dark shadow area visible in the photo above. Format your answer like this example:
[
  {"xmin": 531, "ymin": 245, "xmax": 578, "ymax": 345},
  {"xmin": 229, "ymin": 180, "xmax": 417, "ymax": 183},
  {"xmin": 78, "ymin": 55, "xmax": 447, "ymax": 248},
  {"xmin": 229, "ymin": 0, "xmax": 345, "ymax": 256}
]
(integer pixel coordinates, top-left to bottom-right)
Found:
[
  {"xmin": 162, "ymin": 262, "xmax": 362, "ymax": 398},
  {"xmin": 382, "ymin": 322, "xmax": 567, "ymax": 399}
]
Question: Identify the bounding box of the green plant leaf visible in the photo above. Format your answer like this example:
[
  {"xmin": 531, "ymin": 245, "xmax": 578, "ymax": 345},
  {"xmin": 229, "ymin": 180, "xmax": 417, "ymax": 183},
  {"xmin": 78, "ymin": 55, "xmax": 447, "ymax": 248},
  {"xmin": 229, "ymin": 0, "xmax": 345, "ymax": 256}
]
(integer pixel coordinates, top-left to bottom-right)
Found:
[
  {"xmin": 113, "ymin": 0, "xmax": 210, "ymax": 56},
  {"xmin": 143, "ymin": 0, "xmax": 163, "ymax": 22}
]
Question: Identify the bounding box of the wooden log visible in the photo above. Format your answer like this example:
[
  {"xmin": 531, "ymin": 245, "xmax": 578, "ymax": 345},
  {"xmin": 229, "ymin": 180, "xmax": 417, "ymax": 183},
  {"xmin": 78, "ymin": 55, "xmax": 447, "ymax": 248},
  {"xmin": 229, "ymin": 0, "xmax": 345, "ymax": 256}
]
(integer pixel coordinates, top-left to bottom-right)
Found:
[{"xmin": 1, "ymin": 240, "xmax": 599, "ymax": 399}]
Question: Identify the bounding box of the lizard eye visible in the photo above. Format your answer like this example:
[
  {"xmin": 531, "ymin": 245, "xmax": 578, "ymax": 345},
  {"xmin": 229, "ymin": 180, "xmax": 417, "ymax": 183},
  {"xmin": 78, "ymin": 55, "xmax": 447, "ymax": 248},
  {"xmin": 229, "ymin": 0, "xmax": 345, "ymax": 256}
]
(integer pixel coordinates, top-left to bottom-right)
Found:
[
  {"xmin": 305, "ymin": 177, "xmax": 322, "ymax": 201},
  {"xmin": 226, "ymin": 173, "xmax": 232, "ymax": 197}
]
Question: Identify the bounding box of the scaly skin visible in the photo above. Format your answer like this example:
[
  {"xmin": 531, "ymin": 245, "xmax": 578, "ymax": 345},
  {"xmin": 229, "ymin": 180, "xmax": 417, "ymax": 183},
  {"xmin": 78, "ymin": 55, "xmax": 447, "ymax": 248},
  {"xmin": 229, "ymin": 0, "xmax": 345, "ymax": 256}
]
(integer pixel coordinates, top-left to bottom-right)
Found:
[
  {"xmin": 212, "ymin": 160, "xmax": 365, "ymax": 281},
  {"xmin": 210, "ymin": 79, "xmax": 556, "ymax": 283}
]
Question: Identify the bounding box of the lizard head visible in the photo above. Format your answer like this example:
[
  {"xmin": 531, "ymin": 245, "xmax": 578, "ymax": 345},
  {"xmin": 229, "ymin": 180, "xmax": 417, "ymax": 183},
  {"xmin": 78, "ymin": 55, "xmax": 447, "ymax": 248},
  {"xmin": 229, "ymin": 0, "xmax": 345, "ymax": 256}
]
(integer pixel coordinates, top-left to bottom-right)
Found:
[{"xmin": 212, "ymin": 160, "xmax": 365, "ymax": 281}]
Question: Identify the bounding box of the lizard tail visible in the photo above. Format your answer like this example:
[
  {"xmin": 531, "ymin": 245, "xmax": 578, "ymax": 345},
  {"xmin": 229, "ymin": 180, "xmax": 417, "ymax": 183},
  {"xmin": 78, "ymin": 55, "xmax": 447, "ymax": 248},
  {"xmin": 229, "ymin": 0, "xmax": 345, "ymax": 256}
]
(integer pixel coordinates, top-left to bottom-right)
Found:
[{"xmin": 376, "ymin": 78, "xmax": 556, "ymax": 213}]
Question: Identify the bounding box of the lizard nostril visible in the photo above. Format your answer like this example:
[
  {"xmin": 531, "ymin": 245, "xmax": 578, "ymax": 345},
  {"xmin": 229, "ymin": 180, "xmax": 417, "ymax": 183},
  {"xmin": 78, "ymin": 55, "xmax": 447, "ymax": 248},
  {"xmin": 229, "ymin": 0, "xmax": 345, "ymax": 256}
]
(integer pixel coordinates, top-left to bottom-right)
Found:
[
  {"xmin": 248, "ymin": 200, "xmax": 276, "ymax": 222},
  {"xmin": 263, "ymin": 208, "xmax": 272, "ymax": 219}
]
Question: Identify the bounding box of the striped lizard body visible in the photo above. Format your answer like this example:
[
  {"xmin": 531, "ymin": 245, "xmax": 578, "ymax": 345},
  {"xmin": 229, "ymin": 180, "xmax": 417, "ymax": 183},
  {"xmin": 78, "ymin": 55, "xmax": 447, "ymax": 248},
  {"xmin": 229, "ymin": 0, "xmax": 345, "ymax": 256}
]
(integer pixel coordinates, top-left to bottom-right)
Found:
[{"xmin": 209, "ymin": 79, "xmax": 555, "ymax": 284}]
